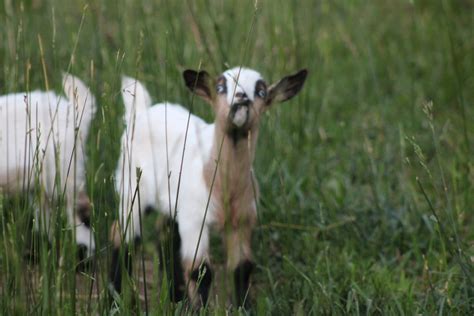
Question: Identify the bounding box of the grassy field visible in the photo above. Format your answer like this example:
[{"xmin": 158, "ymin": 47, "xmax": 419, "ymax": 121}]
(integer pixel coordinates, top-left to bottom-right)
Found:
[{"xmin": 1, "ymin": 0, "xmax": 473, "ymax": 314}]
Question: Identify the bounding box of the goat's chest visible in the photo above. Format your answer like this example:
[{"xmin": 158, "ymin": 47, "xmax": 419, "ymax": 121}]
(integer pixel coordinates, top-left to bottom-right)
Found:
[{"xmin": 210, "ymin": 185, "xmax": 257, "ymax": 230}]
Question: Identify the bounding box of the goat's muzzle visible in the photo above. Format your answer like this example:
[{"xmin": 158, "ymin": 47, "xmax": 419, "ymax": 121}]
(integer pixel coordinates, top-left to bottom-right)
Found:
[{"xmin": 229, "ymin": 101, "xmax": 250, "ymax": 128}]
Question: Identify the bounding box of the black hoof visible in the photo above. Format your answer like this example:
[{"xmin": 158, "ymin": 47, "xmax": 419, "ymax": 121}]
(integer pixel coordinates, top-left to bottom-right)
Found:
[
  {"xmin": 234, "ymin": 260, "xmax": 254, "ymax": 309},
  {"xmin": 190, "ymin": 262, "xmax": 213, "ymax": 306}
]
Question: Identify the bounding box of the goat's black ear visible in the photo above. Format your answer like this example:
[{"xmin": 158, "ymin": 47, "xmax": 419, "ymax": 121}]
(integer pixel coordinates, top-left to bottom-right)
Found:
[
  {"xmin": 183, "ymin": 70, "xmax": 213, "ymax": 103},
  {"xmin": 266, "ymin": 69, "xmax": 308, "ymax": 105}
]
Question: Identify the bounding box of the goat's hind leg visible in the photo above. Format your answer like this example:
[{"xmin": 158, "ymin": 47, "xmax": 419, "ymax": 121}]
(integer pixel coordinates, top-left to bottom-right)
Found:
[
  {"xmin": 156, "ymin": 217, "xmax": 185, "ymax": 302},
  {"xmin": 179, "ymin": 221, "xmax": 213, "ymax": 308}
]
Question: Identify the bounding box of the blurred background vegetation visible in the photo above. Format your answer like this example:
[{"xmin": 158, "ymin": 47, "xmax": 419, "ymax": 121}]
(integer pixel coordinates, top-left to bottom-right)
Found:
[{"xmin": 0, "ymin": 0, "xmax": 473, "ymax": 314}]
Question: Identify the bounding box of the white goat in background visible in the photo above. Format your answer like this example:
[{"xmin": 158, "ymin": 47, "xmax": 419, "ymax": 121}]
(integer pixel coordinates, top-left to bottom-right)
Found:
[
  {"xmin": 110, "ymin": 67, "xmax": 307, "ymax": 308},
  {"xmin": 0, "ymin": 74, "xmax": 96, "ymax": 256}
]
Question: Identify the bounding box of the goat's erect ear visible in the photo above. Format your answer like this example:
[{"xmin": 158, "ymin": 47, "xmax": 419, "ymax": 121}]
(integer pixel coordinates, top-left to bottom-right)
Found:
[
  {"xmin": 183, "ymin": 69, "xmax": 213, "ymax": 103},
  {"xmin": 266, "ymin": 69, "xmax": 308, "ymax": 106}
]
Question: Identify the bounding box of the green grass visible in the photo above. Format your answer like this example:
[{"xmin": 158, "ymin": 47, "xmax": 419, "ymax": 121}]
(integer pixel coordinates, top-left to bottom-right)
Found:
[{"xmin": 1, "ymin": 0, "xmax": 473, "ymax": 314}]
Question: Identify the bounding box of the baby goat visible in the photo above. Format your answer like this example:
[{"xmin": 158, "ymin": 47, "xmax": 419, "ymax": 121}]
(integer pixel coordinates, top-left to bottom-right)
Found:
[
  {"xmin": 0, "ymin": 74, "xmax": 96, "ymax": 256},
  {"xmin": 110, "ymin": 67, "xmax": 307, "ymax": 307}
]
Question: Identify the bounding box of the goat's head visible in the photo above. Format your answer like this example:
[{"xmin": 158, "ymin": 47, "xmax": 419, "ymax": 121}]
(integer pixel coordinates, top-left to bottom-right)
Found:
[{"xmin": 183, "ymin": 67, "xmax": 308, "ymax": 137}]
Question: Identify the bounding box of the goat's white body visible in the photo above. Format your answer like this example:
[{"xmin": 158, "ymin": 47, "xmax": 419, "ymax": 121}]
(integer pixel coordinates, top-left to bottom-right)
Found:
[
  {"xmin": 116, "ymin": 98, "xmax": 216, "ymax": 260},
  {"xmin": 0, "ymin": 77, "xmax": 95, "ymax": 252},
  {"xmin": 0, "ymin": 91, "xmax": 84, "ymax": 192},
  {"xmin": 113, "ymin": 69, "xmax": 307, "ymax": 305}
]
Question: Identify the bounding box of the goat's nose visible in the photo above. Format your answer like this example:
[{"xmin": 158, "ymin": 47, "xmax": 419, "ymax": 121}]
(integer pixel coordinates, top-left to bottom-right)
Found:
[
  {"xmin": 234, "ymin": 92, "xmax": 250, "ymax": 106},
  {"xmin": 235, "ymin": 92, "xmax": 247, "ymax": 99}
]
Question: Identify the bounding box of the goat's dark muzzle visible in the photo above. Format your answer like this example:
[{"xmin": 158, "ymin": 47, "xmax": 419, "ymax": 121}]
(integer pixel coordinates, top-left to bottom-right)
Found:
[{"xmin": 232, "ymin": 99, "xmax": 250, "ymax": 109}]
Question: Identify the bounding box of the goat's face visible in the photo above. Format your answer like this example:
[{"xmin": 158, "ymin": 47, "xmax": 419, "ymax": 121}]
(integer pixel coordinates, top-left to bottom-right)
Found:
[
  {"xmin": 184, "ymin": 67, "xmax": 308, "ymax": 136},
  {"xmin": 215, "ymin": 68, "xmax": 266, "ymax": 133}
]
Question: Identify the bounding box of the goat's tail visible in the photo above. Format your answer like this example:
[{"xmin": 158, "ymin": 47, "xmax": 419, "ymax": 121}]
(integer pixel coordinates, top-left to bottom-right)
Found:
[
  {"xmin": 62, "ymin": 73, "xmax": 96, "ymax": 137},
  {"xmin": 121, "ymin": 76, "xmax": 152, "ymax": 127}
]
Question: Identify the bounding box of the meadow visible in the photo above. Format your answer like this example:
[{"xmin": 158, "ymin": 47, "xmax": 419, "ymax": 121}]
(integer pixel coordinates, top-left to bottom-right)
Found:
[{"xmin": 0, "ymin": 0, "xmax": 473, "ymax": 314}]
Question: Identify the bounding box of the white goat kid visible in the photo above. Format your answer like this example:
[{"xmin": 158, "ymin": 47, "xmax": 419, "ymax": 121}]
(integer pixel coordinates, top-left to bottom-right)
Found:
[
  {"xmin": 110, "ymin": 67, "xmax": 307, "ymax": 307},
  {"xmin": 0, "ymin": 74, "xmax": 96, "ymax": 256}
]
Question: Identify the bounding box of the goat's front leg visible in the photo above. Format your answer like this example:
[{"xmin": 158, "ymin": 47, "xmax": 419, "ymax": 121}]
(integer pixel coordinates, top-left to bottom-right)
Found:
[
  {"xmin": 225, "ymin": 218, "xmax": 255, "ymax": 308},
  {"xmin": 109, "ymin": 199, "xmax": 142, "ymax": 296},
  {"xmin": 179, "ymin": 220, "xmax": 212, "ymax": 308}
]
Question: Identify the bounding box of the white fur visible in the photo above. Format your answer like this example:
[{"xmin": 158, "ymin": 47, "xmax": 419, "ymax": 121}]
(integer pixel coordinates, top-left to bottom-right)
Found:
[
  {"xmin": 116, "ymin": 78, "xmax": 217, "ymax": 262},
  {"xmin": 116, "ymin": 69, "xmax": 265, "ymax": 263},
  {"xmin": 0, "ymin": 74, "xmax": 96, "ymax": 254},
  {"xmin": 114, "ymin": 67, "xmax": 307, "ymax": 304},
  {"xmin": 121, "ymin": 76, "xmax": 152, "ymax": 129},
  {"xmin": 223, "ymin": 67, "xmax": 263, "ymax": 105}
]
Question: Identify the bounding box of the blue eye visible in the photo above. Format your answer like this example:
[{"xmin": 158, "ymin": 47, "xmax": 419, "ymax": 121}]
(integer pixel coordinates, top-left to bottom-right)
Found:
[
  {"xmin": 216, "ymin": 84, "xmax": 226, "ymax": 94},
  {"xmin": 257, "ymin": 89, "xmax": 267, "ymax": 98}
]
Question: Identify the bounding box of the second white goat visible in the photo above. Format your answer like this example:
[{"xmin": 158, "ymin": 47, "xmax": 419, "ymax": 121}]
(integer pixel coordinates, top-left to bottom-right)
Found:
[{"xmin": 0, "ymin": 74, "xmax": 96, "ymax": 256}]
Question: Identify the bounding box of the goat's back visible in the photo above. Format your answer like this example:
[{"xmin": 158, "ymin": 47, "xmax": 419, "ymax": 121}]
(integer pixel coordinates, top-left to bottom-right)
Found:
[
  {"xmin": 0, "ymin": 90, "xmax": 86, "ymax": 194},
  {"xmin": 115, "ymin": 103, "xmax": 216, "ymax": 222}
]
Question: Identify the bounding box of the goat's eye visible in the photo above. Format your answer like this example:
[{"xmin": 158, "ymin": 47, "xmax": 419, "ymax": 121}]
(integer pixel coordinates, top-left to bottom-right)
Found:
[
  {"xmin": 257, "ymin": 89, "xmax": 267, "ymax": 99},
  {"xmin": 216, "ymin": 84, "xmax": 226, "ymax": 94}
]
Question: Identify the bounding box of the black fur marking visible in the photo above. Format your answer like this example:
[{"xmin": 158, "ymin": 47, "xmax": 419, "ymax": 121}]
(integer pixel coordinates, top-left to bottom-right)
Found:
[
  {"xmin": 216, "ymin": 76, "xmax": 227, "ymax": 94},
  {"xmin": 158, "ymin": 219, "xmax": 185, "ymax": 302},
  {"xmin": 254, "ymin": 79, "xmax": 267, "ymax": 99},
  {"xmin": 77, "ymin": 203, "xmax": 91, "ymax": 227},
  {"xmin": 235, "ymin": 92, "xmax": 248, "ymax": 100},
  {"xmin": 227, "ymin": 103, "xmax": 250, "ymax": 145},
  {"xmin": 228, "ymin": 128, "xmax": 249, "ymax": 145},
  {"xmin": 234, "ymin": 260, "xmax": 254, "ymax": 307},
  {"xmin": 190, "ymin": 262, "xmax": 213, "ymax": 305},
  {"xmin": 266, "ymin": 69, "xmax": 308, "ymax": 105},
  {"xmin": 144, "ymin": 205, "xmax": 155, "ymax": 215},
  {"xmin": 76, "ymin": 244, "xmax": 93, "ymax": 272},
  {"xmin": 280, "ymin": 69, "xmax": 308, "ymax": 99},
  {"xmin": 183, "ymin": 70, "xmax": 211, "ymax": 99},
  {"xmin": 109, "ymin": 246, "xmax": 133, "ymax": 295}
]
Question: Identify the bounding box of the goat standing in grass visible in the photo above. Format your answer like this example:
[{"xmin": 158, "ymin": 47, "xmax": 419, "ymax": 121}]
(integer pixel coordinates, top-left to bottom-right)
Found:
[
  {"xmin": 0, "ymin": 74, "xmax": 96, "ymax": 257},
  {"xmin": 111, "ymin": 67, "xmax": 307, "ymax": 308}
]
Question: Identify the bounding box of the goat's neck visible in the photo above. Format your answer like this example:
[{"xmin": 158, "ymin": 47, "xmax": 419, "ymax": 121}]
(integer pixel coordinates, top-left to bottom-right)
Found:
[{"xmin": 204, "ymin": 121, "xmax": 259, "ymax": 203}]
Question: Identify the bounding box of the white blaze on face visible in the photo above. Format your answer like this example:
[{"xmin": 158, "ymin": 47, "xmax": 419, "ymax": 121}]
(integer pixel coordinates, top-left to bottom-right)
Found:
[
  {"xmin": 223, "ymin": 67, "xmax": 263, "ymax": 127},
  {"xmin": 223, "ymin": 67, "xmax": 263, "ymax": 106}
]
